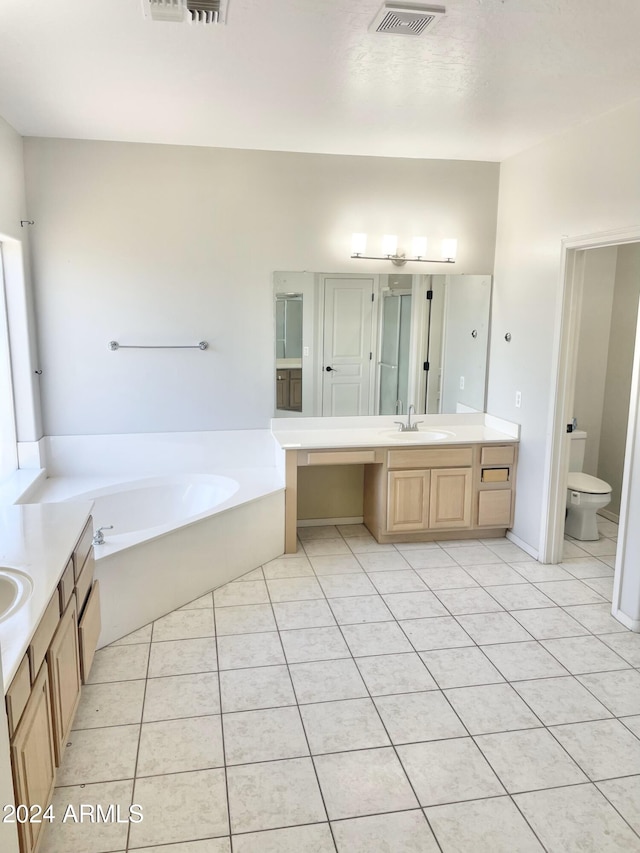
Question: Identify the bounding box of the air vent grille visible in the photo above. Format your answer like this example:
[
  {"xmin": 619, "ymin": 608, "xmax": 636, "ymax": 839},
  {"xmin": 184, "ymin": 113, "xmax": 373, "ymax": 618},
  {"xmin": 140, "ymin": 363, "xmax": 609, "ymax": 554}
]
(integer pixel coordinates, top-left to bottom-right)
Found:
[
  {"xmin": 369, "ymin": 3, "xmax": 445, "ymax": 36},
  {"xmin": 186, "ymin": 0, "xmax": 223, "ymax": 24},
  {"xmin": 143, "ymin": 0, "xmax": 227, "ymax": 24}
]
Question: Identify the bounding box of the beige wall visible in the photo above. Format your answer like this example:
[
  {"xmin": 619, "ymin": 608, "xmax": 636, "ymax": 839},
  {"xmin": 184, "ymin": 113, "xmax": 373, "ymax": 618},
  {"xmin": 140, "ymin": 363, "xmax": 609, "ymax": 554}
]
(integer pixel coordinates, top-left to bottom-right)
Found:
[
  {"xmin": 24, "ymin": 139, "xmax": 499, "ymax": 436},
  {"xmin": 598, "ymin": 243, "xmax": 640, "ymax": 515},
  {"xmin": 489, "ymin": 98, "xmax": 640, "ymax": 552},
  {"xmin": 297, "ymin": 466, "xmax": 364, "ymax": 520}
]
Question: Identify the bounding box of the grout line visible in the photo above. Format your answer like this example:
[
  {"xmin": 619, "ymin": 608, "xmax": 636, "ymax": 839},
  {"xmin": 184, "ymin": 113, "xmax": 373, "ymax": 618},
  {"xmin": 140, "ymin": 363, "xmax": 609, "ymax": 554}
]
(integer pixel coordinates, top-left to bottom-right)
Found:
[
  {"xmin": 262, "ymin": 574, "xmax": 340, "ymax": 853},
  {"xmin": 124, "ymin": 617, "xmax": 152, "ymax": 853},
  {"xmin": 211, "ymin": 593, "xmax": 235, "ymax": 852}
]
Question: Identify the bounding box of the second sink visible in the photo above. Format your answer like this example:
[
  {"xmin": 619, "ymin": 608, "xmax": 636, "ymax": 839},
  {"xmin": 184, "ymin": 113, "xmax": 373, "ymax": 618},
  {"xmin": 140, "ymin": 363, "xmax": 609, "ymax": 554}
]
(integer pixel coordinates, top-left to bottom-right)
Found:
[{"xmin": 0, "ymin": 569, "xmax": 34, "ymax": 623}]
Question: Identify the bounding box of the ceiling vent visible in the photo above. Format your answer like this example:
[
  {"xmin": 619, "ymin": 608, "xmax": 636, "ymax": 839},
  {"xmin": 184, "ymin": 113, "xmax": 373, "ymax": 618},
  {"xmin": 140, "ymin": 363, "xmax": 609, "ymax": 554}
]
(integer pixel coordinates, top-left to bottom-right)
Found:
[
  {"xmin": 143, "ymin": 0, "xmax": 228, "ymax": 25},
  {"xmin": 369, "ymin": 3, "xmax": 445, "ymax": 36}
]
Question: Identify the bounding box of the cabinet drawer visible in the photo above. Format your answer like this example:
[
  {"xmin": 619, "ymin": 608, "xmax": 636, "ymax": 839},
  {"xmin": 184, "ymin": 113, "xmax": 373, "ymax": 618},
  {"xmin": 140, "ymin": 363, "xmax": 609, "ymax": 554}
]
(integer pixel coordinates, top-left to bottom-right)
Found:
[
  {"xmin": 481, "ymin": 445, "xmax": 515, "ymax": 466},
  {"xmin": 305, "ymin": 449, "xmax": 378, "ymax": 465},
  {"xmin": 78, "ymin": 581, "xmax": 101, "ymax": 683},
  {"xmin": 75, "ymin": 549, "xmax": 95, "ymax": 616},
  {"xmin": 28, "ymin": 592, "xmax": 61, "ymax": 684},
  {"xmin": 387, "ymin": 447, "xmax": 473, "ymax": 470},
  {"xmin": 478, "ymin": 489, "xmax": 513, "ymax": 527},
  {"xmin": 6, "ymin": 654, "xmax": 31, "ymax": 737},
  {"xmin": 73, "ymin": 517, "xmax": 93, "ymax": 580},
  {"xmin": 58, "ymin": 557, "xmax": 75, "ymax": 614}
]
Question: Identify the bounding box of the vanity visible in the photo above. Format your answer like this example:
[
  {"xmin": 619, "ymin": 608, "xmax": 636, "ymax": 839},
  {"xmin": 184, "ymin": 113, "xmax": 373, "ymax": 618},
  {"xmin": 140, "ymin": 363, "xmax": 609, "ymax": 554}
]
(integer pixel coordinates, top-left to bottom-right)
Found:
[
  {"xmin": 0, "ymin": 503, "xmax": 100, "ymax": 853},
  {"xmin": 273, "ymin": 415, "xmax": 520, "ymax": 553}
]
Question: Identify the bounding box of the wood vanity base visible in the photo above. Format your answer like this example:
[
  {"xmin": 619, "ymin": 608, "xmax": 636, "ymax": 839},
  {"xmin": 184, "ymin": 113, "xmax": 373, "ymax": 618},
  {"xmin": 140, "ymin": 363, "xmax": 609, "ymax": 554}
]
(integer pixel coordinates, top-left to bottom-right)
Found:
[{"xmin": 284, "ymin": 443, "xmax": 518, "ymax": 553}]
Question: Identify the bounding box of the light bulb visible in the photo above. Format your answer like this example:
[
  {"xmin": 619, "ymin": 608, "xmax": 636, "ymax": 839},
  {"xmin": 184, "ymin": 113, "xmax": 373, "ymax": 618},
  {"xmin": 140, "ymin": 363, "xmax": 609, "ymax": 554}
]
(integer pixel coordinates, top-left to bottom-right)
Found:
[
  {"xmin": 412, "ymin": 236, "xmax": 427, "ymax": 258},
  {"xmin": 351, "ymin": 233, "xmax": 367, "ymax": 255},
  {"xmin": 382, "ymin": 234, "xmax": 398, "ymax": 256},
  {"xmin": 441, "ymin": 238, "xmax": 457, "ymax": 261}
]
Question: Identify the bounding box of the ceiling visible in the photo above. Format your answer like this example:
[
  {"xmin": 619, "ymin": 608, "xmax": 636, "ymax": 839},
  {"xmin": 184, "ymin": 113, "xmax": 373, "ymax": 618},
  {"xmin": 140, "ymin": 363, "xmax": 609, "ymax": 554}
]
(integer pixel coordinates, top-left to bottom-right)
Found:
[{"xmin": 1, "ymin": 0, "xmax": 640, "ymax": 162}]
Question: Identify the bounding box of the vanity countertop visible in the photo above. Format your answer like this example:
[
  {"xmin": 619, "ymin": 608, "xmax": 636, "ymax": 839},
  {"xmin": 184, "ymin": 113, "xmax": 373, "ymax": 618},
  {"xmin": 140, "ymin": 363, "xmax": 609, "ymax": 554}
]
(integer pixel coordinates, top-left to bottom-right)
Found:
[
  {"xmin": 0, "ymin": 502, "xmax": 93, "ymax": 692},
  {"xmin": 272, "ymin": 414, "xmax": 520, "ymax": 451}
]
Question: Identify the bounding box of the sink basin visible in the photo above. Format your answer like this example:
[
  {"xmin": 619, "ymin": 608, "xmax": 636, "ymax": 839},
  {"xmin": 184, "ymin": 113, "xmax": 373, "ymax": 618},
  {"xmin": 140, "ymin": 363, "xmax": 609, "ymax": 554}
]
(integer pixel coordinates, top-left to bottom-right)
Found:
[
  {"xmin": 0, "ymin": 569, "xmax": 33, "ymax": 623},
  {"xmin": 379, "ymin": 429, "xmax": 455, "ymax": 443}
]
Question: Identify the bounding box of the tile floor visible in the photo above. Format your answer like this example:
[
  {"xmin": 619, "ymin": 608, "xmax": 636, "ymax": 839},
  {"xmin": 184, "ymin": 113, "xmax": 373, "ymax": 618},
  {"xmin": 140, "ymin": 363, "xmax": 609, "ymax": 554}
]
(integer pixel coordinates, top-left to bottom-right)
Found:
[{"xmin": 40, "ymin": 519, "xmax": 640, "ymax": 853}]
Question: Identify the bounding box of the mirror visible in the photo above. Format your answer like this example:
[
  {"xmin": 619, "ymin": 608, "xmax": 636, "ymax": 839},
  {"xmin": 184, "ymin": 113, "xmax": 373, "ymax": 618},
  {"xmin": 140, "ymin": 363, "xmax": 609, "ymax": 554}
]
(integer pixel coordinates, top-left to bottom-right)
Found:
[
  {"xmin": 273, "ymin": 272, "xmax": 491, "ymax": 418},
  {"xmin": 275, "ymin": 293, "xmax": 303, "ymax": 412}
]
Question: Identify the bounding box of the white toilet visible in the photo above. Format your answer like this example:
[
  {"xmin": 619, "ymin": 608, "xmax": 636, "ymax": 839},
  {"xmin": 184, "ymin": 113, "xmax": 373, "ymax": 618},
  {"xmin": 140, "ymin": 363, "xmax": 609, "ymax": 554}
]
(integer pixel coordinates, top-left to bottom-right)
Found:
[{"xmin": 565, "ymin": 430, "xmax": 612, "ymax": 541}]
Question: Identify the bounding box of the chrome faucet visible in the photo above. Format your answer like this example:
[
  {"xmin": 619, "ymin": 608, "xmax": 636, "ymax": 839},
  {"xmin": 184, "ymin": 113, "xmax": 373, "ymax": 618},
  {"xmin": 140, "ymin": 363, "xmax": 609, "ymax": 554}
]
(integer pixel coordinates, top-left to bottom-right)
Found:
[
  {"xmin": 92, "ymin": 526, "xmax": 113, "ymax": 546},
  {"xmin": 394, "ymin": 404, "xmax": 423, "ymax": 432}
]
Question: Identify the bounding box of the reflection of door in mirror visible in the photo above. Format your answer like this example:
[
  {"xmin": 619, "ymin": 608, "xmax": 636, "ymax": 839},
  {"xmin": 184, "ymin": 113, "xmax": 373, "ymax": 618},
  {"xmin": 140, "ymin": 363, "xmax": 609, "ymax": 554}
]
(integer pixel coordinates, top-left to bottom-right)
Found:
[
  {"xmin": 321, "ymin": 276, "xmax": 375, "ymax": 416},
  {"xmin": 379, "ymin": 288, "xmax": 412, "ymax": 414},
  {"xmin": 275, "ymin": 294, "xmax": 303, "ymax": 412}
]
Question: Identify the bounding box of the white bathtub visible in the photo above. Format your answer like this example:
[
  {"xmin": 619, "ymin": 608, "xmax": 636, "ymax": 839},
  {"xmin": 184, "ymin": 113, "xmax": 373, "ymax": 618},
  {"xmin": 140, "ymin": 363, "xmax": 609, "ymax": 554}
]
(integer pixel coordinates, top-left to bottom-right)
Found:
[
  {"xmin": 27, "ymin": 459, "xmax": 285, "ymax": 646},
  {"xmin": 67, "ymin": 474, "xmax": 241, "ymax": 554}
]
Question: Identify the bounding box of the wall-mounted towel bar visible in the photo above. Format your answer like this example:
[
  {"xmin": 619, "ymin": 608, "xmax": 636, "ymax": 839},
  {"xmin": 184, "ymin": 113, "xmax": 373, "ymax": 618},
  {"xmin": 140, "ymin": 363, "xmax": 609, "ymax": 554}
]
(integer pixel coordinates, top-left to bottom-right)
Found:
[{"xmin": 109, "ymin": 341, "xmax": 209, "ymax": 351}]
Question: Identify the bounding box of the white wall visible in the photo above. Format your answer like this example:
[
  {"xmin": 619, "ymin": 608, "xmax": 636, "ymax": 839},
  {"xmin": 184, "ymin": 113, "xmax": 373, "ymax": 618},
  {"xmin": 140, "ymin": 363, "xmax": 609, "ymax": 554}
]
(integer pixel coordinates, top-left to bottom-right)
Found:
[
  {"xmin": 489, "ymin": 99, "xmax": 640, "ymax": 553},
  {"xmin": 23, "ymin": 139, "xmax": 499, "ymax": 435},
  {"xmin": 599, "ymin": 242, "xmax": 640, "ymax": 515},
  {"xmin": 0, "ymin": 115, "xmax": 42, "ymax": 444},
  {"xmin": 573, "ymin": 246, "xmax": 617, "ymax": 476}
]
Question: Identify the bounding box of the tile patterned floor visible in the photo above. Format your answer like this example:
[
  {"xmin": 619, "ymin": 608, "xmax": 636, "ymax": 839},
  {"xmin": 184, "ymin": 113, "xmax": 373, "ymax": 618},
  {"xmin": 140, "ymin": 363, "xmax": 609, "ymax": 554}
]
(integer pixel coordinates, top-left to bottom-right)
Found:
[{"xmin": 40, "ymin": 519, "xmax": 640, "ymax": 853}]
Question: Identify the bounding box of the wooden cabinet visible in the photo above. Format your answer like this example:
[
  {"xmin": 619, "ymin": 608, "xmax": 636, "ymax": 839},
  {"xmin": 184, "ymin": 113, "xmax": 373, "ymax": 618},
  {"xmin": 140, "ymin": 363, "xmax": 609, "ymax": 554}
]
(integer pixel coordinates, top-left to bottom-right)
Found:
[
  {"xmin": 363, "ymin": 442, "xmax": 517, "ymax": 543},
  {"xmin": 387, "ymin": 470, "xmax": 430, "ymax": 532},
  {"xmin": 10, "ymin": 664, "xmax": 56, "ymax": 853},
  {"xmin": 47, "ymin": 600, "xmax": 81, "ymax": 765},
  {"xmin": 78, "ymin": 582, "xmax": 101, "ymax": 684},
  {"xmin": 275, "ymin": 368, "xmax": 302, "ymax": 412},
  {"xmin": 287, "ymin": 439, "xmax": 518, "ymax": 553},
  {"xmin": 5, "ymin": 514, "xmax": 101, "ymax": 853},
  {"xmin": 429, "ymin": 467, "xmax": 473, "ymax": 529}
]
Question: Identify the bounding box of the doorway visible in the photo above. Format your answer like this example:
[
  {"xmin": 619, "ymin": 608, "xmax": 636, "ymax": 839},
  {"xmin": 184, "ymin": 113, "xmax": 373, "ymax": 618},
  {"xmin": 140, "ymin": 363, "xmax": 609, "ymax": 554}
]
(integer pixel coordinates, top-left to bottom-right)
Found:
[{"xmin": 541, "ymin": 226, "xmax": 640, "ymax": 630}]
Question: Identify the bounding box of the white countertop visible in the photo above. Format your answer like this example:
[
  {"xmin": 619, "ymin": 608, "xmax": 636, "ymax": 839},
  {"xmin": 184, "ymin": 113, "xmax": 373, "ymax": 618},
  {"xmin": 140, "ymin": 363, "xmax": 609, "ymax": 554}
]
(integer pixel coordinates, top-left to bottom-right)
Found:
[
  {"xmin": 271, "ymin": 414, "xmax": 519, "ymax": 451},
  {"xmin": 0, "ymin": 502, "xmax": 93, "ymax": 692}
]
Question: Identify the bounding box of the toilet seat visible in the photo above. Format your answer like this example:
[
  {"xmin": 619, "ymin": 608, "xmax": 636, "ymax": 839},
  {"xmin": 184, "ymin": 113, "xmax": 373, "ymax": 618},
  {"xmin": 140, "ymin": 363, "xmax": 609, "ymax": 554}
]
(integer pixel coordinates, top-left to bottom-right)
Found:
[{"xmin": 567, "ymin": 472, "xmax": 611, "ymax": 494}]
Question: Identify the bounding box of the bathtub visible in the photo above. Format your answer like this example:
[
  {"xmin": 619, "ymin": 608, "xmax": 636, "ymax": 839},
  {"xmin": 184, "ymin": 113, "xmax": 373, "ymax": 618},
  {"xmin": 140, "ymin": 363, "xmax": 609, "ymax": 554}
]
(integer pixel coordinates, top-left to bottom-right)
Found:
[
  {"xmin": 27, "ymin": 460, "xmax": 285, "ymax": 646},
  {"xmin": 67, "ymin": 474, "xmax": 241, "ymax": 554}
]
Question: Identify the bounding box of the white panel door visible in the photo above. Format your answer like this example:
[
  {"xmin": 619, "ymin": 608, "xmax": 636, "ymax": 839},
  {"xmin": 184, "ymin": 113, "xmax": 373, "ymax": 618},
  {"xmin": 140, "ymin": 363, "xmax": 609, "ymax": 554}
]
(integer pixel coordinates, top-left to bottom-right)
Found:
[{"xmin": 322, "ymin": 276, "xmax": 374, "ymax": 416}]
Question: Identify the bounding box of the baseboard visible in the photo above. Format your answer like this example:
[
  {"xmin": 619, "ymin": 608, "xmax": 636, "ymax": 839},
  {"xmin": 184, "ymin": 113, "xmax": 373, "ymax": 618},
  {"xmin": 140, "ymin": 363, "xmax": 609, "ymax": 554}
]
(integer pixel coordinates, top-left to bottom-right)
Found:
[
  {"xmin": 506, "ymin": 530, "xmax": 539, "ymax": 561},
  {"xmin": 598, "ymin": 508, "xmax": 620, "ymax": 523},
  {"xmin": 298, "ymin": 516, "xmax": 364, "ymax": 527},
  {"xmin": 611, "ymin": 607, "xmax": 640, "ymax": 632}
]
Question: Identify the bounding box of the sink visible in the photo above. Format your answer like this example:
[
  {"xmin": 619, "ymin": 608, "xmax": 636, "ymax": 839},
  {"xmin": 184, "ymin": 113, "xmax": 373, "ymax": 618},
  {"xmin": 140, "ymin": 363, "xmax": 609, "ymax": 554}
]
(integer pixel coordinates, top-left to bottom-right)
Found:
[
  {"xmin": 379, "ymin": 429, "xmax": 455, "ymax": 443},
  {"xmin": 0, "ymin": 569, "xmax": 33, "ymax": 623}
]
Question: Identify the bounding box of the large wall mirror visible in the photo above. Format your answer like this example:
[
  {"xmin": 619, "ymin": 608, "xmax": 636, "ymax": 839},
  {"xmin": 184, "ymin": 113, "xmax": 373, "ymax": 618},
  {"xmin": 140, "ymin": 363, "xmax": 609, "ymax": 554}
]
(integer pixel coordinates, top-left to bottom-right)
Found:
[{"xmin": 274, "ymin": 271, "xmax": 491, "ymax": 418}]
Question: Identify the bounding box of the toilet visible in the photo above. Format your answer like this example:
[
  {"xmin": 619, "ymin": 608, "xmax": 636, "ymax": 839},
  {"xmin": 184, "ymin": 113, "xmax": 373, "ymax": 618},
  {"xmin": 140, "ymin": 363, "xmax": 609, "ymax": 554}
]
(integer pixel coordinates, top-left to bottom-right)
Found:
[{"xmin": 565, "ymin": 430, "xmax": 612, "ymax": 541}]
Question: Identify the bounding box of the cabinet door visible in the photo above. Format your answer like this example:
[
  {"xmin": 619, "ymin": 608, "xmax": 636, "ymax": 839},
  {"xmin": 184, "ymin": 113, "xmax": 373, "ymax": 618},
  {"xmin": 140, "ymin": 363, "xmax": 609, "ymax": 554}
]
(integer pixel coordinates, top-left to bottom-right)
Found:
[
  {"xmin": 11, "ymin": 663, "xmax": 56, "ymax": 853},
  {"xmin": 276, "ymin": 370, "xmax": 290, "ymax": 409},
  {"xmin": 386, "ymin": 470, "xmax": 430, "ymax": 532},
  {"xmin": 47, "ymin": 599, "xmax": 81, "ymax": 766},
  {"xmin": 78, "ymin": 582, "xmax": 102, "ymax": 683},
  {"xmin": 429, "ymin": 468, "xmax": 473, "ymax": 529},
  {"xmin": 478, "ymin": 489, "xmax": 512, "ymax": 527},
  {"xmin": 289, "ymin": 375, "xmax": 302, "ymax": 411}
]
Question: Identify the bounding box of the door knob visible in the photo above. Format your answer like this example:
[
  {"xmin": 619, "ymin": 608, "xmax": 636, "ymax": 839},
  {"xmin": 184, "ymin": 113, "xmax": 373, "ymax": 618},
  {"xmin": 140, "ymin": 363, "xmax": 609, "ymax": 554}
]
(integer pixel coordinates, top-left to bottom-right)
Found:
[{"xmin": 325, "ymin": 366, "xmax": 338, "ymax": 372}]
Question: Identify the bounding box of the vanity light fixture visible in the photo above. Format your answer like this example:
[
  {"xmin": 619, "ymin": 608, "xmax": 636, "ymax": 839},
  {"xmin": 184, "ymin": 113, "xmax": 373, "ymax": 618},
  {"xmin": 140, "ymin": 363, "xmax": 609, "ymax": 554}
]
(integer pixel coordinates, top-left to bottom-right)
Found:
[{"xmin": 350, "ymin": 233, "xmax": 457, "ymax": 265}]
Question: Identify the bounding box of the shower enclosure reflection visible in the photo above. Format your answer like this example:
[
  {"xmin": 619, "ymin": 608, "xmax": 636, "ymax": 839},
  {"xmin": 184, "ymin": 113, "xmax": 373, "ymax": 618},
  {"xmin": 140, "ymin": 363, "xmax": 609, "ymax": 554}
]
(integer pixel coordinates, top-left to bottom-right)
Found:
[{"xmin": 273, "ymin": 272, "xmax": 491, "ymax": 418}]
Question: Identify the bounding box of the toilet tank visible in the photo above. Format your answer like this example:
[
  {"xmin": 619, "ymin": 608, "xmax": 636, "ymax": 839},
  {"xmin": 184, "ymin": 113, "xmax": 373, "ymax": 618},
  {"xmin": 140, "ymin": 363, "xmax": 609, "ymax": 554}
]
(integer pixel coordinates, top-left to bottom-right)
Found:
[{"xmin": 569, "ymin": 430, "xmax": 587, "ymax": 473}]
